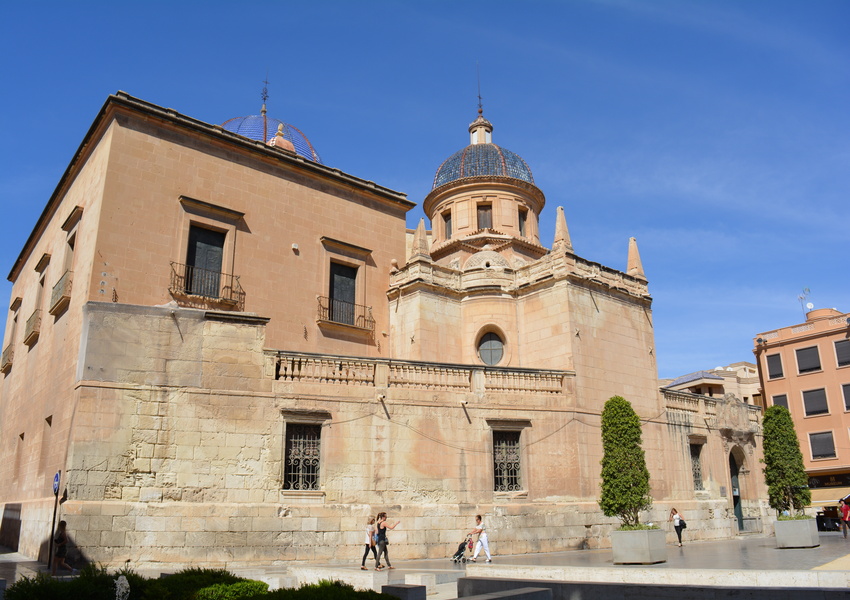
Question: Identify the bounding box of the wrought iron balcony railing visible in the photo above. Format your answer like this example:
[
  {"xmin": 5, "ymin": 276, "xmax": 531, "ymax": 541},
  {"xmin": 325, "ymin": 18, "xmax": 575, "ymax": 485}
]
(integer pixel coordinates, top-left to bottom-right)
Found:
[
  {"xmin": 317, "ymin": 296, "xmax": 375, "ymax": 332},
  {"xmin": 0, "ymin": 344, "xmax": 13, "ymax": 373},
  {"xmin": 49, "ymin": 269, "xmax": 73, "ymax": 315},
  {"xmin": 169, "ymin": 262, "xmax": 245, "ymax": 310},
  {"xmin": 24, "ymin": 309, "xmax": 42, "ymax": 346}
]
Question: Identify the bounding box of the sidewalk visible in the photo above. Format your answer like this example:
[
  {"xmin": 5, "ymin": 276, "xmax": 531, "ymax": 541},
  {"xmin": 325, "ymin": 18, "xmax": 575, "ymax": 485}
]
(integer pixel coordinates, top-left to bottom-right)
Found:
[{"xmin": 3, "ymin": 532, "xmax": 850, "ymax": 594}]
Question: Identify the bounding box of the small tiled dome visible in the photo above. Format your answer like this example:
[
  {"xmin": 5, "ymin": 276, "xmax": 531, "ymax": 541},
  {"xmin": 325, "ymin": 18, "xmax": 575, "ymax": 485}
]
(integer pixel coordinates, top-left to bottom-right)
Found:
[
  {"xmin": 222, "ymin": 114, "xmax": 322, "ymax": 163},
  {"xmin": 433, "ymin": 143, "xmax": 533, "ymax": 189},
  {"xmin": 433, "ymin": 110, "xmax": 533, "ymax": 189}
]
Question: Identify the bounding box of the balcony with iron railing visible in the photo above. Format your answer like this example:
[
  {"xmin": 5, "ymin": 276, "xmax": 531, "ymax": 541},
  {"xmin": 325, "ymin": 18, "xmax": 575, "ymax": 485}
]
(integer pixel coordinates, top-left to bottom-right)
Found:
[
  {"xmin": 316, "ymin": 296, "xmax": 375, "ymax": 333},
  {"xmin": 23, "ymin": 309, "xmax": 42, "ymax": 346},
  {"xmin": 1, "ymin": 344, "xmax": 13, "ymax": 373},
  {"xmin": 169, "ymin": 262, "xmax": 245, "ymax": 311},
  {"xmin": 49, "ymin": 269, "xmax": 73, "ymax": 315}
]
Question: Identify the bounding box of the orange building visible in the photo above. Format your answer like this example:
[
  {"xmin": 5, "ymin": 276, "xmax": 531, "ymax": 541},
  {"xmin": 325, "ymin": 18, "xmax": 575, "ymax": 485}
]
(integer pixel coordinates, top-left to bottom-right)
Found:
[{"xmin": 754, "ymin": 308, "xmax": 850, "ymax": 505}]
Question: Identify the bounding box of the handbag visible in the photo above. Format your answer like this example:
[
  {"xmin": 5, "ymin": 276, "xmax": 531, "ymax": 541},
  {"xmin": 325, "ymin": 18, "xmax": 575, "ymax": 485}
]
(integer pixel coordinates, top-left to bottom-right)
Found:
[{"xmin": 679, "ymin": 519, "xmax": 687, "ymax": 529}]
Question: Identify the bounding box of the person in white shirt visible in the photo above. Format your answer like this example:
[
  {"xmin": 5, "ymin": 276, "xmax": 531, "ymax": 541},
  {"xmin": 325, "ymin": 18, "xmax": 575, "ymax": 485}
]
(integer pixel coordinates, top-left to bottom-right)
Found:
[{"xmin": 468, "ymin": 514, "xmax": 491, "ymax": 562}]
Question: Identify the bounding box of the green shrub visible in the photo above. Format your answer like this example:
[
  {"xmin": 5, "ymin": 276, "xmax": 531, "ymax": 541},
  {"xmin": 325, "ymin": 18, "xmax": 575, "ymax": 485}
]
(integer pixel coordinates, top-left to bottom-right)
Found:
[
  {"xmin": 252, "ymin": 580, "xmax": 385, "ymax": 600},
  {"xmin": 598, "ymin": 395, "xmax": 652, "ymax": 528},
  {"xmin": 150, "ymin": 568, "xmax": 245, "ymax": 600},
  {"xmin": 5, "ymin": 571, "xmax": 65, "ymax": 600},
  {"xmin": 196, "ymin": 580, "xmax": 269, "ymax": 600},
  {"xmin": 762, "ymin": 405, "xmax": 811, "ymax": 515},
  {"xmin": 618, "ymin": 523, "xmax": 659, "ymax": 531}
]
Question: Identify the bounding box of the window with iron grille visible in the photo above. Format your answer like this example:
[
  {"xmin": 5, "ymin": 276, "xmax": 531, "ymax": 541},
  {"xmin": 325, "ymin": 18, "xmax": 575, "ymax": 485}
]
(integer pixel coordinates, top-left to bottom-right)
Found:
[
  {"xmin": 493, "ymin": 430, "xmax": 522, "ymax": 492},
  {"xmin": 766, "ymin": 354, "xmax": 783, "ymax": 379},
  {"xmin": 690, "ymin": 444, "xmax": 704, "ymax": 491},
  {"xmin": 283, "ymin": 423, "xmax": 322, "ymax": 491}
]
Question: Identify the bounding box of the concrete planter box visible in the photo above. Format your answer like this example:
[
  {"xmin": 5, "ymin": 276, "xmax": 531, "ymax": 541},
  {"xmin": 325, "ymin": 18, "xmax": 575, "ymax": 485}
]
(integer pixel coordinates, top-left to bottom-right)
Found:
[
  {"xmin": 611, "ymin": 528, "xmax": 667, "ymax": 564},
  {"xmin": 775, "ymin": 518, "xmax": 819, "ymax": 548}
]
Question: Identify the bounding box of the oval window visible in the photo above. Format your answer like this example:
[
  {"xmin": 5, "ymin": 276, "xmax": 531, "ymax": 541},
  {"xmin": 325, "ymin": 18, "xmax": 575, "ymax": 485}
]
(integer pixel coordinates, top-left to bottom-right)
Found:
[{"xmin": 478, "ymin": 332, "xmax": 504, "ymax": 366}]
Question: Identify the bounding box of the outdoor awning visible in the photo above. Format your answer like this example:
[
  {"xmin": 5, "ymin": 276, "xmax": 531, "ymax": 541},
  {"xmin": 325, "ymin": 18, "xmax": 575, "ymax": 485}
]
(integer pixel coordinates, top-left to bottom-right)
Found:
[{"xmin": 810, "ymin": 486, "xmax": 850, "ymax": 505}]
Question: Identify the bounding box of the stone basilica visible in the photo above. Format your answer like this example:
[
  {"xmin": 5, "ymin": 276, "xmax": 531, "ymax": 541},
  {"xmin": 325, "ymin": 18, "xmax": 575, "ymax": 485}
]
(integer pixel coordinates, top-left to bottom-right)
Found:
[{"xmin": 0, "ymin": 92, "xmax": 767, "ymax": 569}]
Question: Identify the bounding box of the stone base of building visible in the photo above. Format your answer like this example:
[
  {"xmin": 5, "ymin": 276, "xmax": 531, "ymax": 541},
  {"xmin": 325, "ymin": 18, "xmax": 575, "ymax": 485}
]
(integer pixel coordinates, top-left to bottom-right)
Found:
[{"xmin": 2, "ymin": 497, "xmax": 767, "ymax": 570}]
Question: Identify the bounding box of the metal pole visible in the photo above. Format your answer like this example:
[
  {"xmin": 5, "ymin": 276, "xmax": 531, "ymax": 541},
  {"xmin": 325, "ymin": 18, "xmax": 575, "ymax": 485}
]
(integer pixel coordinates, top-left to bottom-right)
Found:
[{"xmin": 48, "ymin": 470, "xmax": 61, "ymax": 569}]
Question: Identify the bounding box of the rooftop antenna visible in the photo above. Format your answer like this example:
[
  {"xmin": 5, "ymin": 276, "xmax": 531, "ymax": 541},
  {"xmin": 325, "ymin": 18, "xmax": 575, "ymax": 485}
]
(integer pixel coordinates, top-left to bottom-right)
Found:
[{"xmin": 797, "ymin": 287, "xmax": 811, "ymax": 314}]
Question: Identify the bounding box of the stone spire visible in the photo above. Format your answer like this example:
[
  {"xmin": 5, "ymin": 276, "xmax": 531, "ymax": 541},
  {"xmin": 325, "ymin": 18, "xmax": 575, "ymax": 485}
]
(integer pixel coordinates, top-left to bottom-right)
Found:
[
  {"xmin": 409, "ymin": 218, "xmax": 432, "ymax": 263},
  {"xmin": 552, "ymin": 206, "xmax": 573, "ymax": 253},
  {"xmin": 626, "ymin": 237, "xmax": 646, "ymax": 280}
]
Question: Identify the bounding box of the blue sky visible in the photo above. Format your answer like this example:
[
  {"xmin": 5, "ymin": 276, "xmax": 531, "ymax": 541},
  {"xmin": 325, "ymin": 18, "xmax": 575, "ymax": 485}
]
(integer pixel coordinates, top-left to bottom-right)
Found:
[{"xmin": 1, "ymin": 1, "xmax": 847, "ymax": 378}]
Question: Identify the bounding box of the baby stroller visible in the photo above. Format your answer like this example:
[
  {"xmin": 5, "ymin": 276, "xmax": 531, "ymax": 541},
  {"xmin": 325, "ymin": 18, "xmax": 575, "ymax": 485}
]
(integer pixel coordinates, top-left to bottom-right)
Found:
[{"xmin": 451, "ymin": 535, "xmax": 474, "ymax": 563}]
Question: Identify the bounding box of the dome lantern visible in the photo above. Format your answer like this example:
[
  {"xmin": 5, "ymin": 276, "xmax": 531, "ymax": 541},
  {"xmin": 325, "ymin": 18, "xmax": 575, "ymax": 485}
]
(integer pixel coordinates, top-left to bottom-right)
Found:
[{"xmin": 468, "ymin": 108, "xmax": 493, "ymax": 145}]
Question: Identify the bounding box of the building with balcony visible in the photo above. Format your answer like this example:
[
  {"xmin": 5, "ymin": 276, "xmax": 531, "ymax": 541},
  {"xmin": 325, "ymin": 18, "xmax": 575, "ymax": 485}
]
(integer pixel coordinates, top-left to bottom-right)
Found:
[
  {"xmin": 754, "ymin": 308, "xmax": 850, "ymax": 507},
  {"xmin": 661, "ymin": 362, "xmax": 763, "ymax": 408},
  {"xmin": 0, "ymin": 92, "xmax": 767, "ymax": 570}
]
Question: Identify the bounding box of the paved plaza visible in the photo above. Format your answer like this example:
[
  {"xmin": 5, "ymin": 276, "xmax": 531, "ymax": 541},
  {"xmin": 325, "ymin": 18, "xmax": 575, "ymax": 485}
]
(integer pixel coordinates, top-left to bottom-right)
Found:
[{"xmin": 3, "ymin": 532, "xmax": 850, "ymax": 596}]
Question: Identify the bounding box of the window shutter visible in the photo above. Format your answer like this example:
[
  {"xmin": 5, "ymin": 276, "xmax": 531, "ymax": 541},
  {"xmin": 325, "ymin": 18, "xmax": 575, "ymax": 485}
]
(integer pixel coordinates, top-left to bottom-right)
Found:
[
  {"xmin": 810, "ymin": 432, "xmax": 836, "ymax": 459},
  {"xmin": 843, "ymin": 384, "xmax": 850, "ymax": 411},
  {"xmin": 766, "ymin": 354, "xmax": 784, "ymax": 379},
  {"xmin": 772, "ymin": 394, "xmax": 788, "ymax": 410},
  {"xmin": 796, "ymin": 346, "xmax": 821, "ymax": 374},
  {"xmin": 802, "ymin": 388, "xmax": 828, "ymax": 416},
  {"xmin": 836, "ymin": 340, "xmax": 850, "ymax": 368}
]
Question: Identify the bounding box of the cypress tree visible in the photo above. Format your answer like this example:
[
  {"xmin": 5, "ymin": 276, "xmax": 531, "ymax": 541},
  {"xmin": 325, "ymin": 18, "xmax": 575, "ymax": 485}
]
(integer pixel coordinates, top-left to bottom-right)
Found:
[
  {"xmin": 599, "ymin": 395, "xmax": 652, "ymax": 527},
  {"xmin": 762, "ymin": 405, "xmax": 811, "ymax": 514}
]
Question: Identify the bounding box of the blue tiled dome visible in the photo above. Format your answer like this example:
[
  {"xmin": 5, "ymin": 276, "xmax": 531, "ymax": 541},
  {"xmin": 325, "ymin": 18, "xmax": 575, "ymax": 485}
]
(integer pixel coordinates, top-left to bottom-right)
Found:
[
  {"xmin": 433, "ymin": 143, "xmax": 533, "ymax": 189},
  {"xmin": 222, "ymin": 114, "xmax": 322, "ymax": 163}
]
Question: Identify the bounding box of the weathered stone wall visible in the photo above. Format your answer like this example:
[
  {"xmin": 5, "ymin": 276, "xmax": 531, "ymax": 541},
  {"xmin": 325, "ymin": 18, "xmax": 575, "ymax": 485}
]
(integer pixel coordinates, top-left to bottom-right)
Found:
[{"xmin": 23, "ymin": 302, "xmax": 766, "ymax": 569}]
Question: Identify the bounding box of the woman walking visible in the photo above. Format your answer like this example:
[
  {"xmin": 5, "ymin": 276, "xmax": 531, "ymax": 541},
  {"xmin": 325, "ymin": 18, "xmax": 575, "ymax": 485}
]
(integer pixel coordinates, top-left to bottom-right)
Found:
[
  {"xmin": 52, "ymin": 520, "xmax": 75, "ymax": 575},
  {"xmin": 669, "ymin": 508, "xmax": 685, "ymax": 547},
  {"xmin": 468, "ymin": 514, "xmax": 491, "ymax": 562},
  {"xmin": 361, "ymin": 516, "xmax": 378, "ymax": 570},
  {"xmin": 375, "ymin": 512, "xmax": 400, "ymax": 570}
]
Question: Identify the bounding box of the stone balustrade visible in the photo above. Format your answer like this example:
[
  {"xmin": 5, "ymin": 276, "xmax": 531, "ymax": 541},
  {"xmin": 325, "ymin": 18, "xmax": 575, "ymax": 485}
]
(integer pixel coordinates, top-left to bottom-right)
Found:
[
  {"xmin": 662, "ymin": 388, "xmax": 762, "ymax": 429},
  {"xmin": 390, "ymin": 250, "xmax": 649, "ymax": 300},
  {"xmin": 270, "ymin": 350, "xmax": 571, "ymax": 395}
]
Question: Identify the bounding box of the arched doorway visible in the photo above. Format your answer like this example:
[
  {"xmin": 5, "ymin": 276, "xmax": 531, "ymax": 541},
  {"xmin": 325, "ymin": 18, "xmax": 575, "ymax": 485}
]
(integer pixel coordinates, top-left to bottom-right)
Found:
[{"xmin": 729, "ymin": 448, "xmax": 746, "ymax": 531}]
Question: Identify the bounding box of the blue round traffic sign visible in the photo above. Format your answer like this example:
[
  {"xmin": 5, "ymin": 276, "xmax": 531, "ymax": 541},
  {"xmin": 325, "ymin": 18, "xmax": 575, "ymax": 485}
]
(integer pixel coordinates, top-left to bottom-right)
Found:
[{"xmin": 53, "ymin": 472, "xmax": 60, "ymax": 495}]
